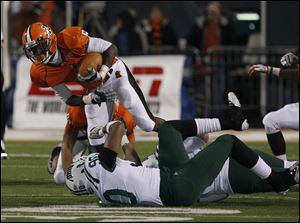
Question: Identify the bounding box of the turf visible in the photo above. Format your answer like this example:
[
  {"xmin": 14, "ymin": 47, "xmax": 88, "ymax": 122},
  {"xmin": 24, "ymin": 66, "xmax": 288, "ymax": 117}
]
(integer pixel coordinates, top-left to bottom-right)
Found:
[{"xmin": 1, "ymin": 140, "xmax": 299, "ymax": 222}]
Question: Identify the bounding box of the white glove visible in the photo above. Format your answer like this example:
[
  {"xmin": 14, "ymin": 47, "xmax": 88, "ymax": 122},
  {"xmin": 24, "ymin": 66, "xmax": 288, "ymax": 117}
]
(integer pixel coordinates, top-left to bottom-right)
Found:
[
  {"xmin": 280, "ymin": 52, "xmax": 298, "ymax": 67},
  {"xmin": 89, "ymin": 120, "xmax": 122, "ymax": 139},
  {"xmin": 82, "ymin": 89, "xmax": 117, "ymax": 105},
  {"xmin": 248, "ymin": 64, "xmax": 280, "ymax": 76}
]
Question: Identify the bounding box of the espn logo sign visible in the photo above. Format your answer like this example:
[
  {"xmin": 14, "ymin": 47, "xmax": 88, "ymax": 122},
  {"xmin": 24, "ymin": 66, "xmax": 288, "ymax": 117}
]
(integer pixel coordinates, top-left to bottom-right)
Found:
[{"xmin": 132, "ymin": 66, "xmax": 163, "ymax": 97}]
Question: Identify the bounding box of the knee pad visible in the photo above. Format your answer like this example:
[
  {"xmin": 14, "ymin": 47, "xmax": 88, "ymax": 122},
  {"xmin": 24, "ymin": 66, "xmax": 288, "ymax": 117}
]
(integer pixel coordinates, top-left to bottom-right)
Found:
[{"xmin": 263, "ymin": 112, "xmax": 280, "ymax": 134}]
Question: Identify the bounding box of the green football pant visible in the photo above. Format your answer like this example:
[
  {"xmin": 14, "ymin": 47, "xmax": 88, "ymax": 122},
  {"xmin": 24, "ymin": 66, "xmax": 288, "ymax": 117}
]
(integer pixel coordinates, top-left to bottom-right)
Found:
[
  {"xmin": 229, "ymin": 150, "xmax": 285, "ymax": 194},
  {"xmin": 158, "ymin": 123, "xmax": 237, "ymax": 206}
]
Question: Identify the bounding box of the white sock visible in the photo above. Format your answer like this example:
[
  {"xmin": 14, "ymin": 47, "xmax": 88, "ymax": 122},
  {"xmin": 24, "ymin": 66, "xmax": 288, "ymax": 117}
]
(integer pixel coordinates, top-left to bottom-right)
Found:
[
  {"xmin": 250, "ymin": 157, "xmax": 272, "ymax": 179},
  {"xmin": 276, "ymin": 154, "xmax": 287, "ymax": 161},
  {"xmin": 194, "ymin": 118, "xmax": 221, "ymax": 135}
]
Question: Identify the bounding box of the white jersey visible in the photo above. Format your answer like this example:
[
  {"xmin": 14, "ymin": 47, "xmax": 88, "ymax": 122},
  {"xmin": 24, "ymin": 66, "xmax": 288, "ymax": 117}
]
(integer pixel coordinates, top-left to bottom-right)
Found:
[
  {"xmin": 85, "ymin": 58, "xmax": 156, "ymax": 146},
  {"xmin": 84, "ymin": 153, "xmax": 163, "ymax": 206}
]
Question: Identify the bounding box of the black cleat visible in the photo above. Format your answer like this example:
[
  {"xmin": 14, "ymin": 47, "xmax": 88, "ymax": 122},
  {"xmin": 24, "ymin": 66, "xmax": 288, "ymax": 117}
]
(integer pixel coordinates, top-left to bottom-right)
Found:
[
  {"xmin": 227, "ymin": 92, "xmax": 249, "ymax": 131},
  {"xmin": 1, "ymin": 140, "xmax": 7, "ymax": 160},
  {"xmin": 268, "ymin": 162, "xmax": 299, "ymax": 194}
]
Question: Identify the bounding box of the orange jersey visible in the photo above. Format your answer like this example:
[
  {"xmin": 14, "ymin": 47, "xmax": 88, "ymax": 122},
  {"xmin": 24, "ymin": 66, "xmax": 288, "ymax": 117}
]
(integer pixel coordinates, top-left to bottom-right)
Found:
[
  {"xmin": 30, "ymin": 27, "xmax": 97, "ymax": 89},
  {"xmin": 67, "ymin": 103, "xmax": 136, "ymax": 141}
]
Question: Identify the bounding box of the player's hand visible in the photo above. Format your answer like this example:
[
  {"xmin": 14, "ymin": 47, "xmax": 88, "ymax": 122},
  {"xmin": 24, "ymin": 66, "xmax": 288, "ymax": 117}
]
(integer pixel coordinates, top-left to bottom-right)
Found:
[
  {"xmin": 82, "ymin": 90, "xmax": 107, "ymax": 105},
  {"xmin": 89, "ymin": 120, "xmax": 122, "ymax": 139},
  {"xmin": 248, "ymin": 64, "xmax": 271, "ymax": 76},
  {"xmin": 90, "ymin": 126, "xmax": 106, "ymax": 139},
  {"xmin": 280, "ymin": 52, "xmax": 299, "ymax": 67}
]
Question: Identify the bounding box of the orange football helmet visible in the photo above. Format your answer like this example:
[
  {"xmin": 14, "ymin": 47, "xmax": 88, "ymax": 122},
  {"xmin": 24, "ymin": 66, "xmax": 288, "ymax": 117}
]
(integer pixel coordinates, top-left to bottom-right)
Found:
[{"xmin": 22, "ymin": 22, "xmax": 57, "ymax": 64}]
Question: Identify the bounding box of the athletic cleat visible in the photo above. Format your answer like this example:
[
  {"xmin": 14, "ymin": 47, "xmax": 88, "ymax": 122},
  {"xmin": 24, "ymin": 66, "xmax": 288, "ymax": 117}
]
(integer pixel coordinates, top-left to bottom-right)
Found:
[
  {"xmin": 290, "ymin": 161, "xmax": 299, "ymax": 184},
  {"xmin": 1, "ymin": 140, "xmax": 7, "ymax": 160},
  {"xmin": 47, "ymin": 145, "xmax": 62, "ymax": 175},
  {"xmin": 1, "ymin": 150, "xmax": 7, "ymax": 160},
  {"xmin": 270, "ymin": 162, "xmax": 299, "ymax": 194},
  {"xmin": 227, "ymin": 92, "xmax": 249, "ymax": 131}
]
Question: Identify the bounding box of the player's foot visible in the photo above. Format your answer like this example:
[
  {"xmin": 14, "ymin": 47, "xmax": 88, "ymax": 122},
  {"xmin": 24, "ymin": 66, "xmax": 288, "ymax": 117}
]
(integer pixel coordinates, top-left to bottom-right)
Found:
[
  {"xmin": 47, "ymin": 145, "xmax": 62, "ymax": 174},
  {"xmin": 269, "ymin": 162, "xmax": 299, "ymax": 194},
  {"xmin": 290, "ymin": 161, "xmax": 299, "ymax": 184},
  {"xmin": 222, "ymin": 92, "xmax": 249, "ymax": 131},
  {"xmin": 1, "ymin": 140, "xmax": 7, "ymax": 160},
  {"xmin": 1, "ymin": 149, "xmax": 7, "ymax": 160}
]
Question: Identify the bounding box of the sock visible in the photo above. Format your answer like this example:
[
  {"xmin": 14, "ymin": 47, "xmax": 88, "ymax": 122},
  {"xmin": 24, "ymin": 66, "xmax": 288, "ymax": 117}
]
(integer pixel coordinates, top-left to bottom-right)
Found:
[
  {"xmin": 250, "ymin": 157, "xmax": 272, "ymax": 179},
  {"xmin": 266, "ymin": 132, "xmax": 286, "ymax": 157},
  {"xmin": 194, "ymin": 118, "xmax": 221, "ymax": 135},
  {"xmin": 276, "ymin": 154, "xmax": 287, "ymax": 161},
  {"xmin": 165, "ymin": 120, "xmax": 198, "ymax": 139},
  {"xmin": 230, "ymin": 135, "xmax": 271, "ymax": 179}
]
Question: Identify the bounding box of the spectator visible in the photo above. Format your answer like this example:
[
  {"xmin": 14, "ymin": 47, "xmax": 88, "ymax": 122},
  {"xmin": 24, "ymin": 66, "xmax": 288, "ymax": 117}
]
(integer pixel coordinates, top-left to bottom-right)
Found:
[
  {"xmin": 142, "ymin": 5, "xmax": 178, "ymax": 48},
  {"xmin": 109, "ymin": 9, "xmax": 148, "ymax": 55},
  {"xmin": 187, "ymin": 2, "xmax": 237, "ymax": 117},
  {"xmin": 186, "ymin": 1, "xmax": 236, "ymax": 51}
]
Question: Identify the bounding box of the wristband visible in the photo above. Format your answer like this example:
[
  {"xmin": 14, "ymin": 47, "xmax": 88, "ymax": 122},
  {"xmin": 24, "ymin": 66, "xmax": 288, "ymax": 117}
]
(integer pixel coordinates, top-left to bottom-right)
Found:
[
  {"xmin": 98, "ymin": 65, "xmax": 110, "ymax": 80},
  {"xmin": 272, "ymin": 67, "xmax": 280, "ymax": 76}
]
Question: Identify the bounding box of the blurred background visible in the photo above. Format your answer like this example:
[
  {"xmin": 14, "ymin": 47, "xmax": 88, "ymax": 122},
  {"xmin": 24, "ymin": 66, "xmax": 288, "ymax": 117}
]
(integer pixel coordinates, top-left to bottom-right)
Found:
[{"xmin": 1, "ymin": 1, "xmax": 299, "ymax": 131}]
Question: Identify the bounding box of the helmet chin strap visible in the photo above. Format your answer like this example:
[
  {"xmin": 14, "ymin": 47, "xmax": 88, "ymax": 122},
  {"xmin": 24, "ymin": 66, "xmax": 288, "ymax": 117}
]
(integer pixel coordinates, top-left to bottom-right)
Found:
[{"xmin": 41, "ymin": 44, "xmax": 59, "ymax": 65}]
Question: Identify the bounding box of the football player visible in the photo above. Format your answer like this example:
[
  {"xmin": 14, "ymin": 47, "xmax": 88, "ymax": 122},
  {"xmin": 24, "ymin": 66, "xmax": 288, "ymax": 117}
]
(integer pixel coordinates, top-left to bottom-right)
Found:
[
  {"xmin": 142, "ymin": 134, "xmax": 298, "ymax": 202},
  {"xmin": 48, "ymin": 102, "xmax": 139, "ymax": 184},
  {"xmin": 22, "ymin": 22, "xmax": 249, "ymax": 152},
  {"xmin": 65, "ymin": 93, "xmax": 298, "ymax": 206},
  {"xmin": 248, "ymin": 52, "xmax": 299, "ymax": 160}
]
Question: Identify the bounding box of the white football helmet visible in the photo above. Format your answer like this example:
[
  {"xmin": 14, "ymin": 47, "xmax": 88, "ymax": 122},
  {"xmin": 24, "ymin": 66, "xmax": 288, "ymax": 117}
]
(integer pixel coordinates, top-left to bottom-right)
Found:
[{"xmin": 65, "ymin": 156, "xmax": 93, "ymax": 195}]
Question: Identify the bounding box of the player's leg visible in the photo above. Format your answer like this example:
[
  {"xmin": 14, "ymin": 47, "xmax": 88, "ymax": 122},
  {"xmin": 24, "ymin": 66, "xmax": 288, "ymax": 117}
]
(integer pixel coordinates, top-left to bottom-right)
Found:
[
  {"xmin": 85, "ymin": 102, "xmax": 114, "ymax": 146},
  {"xmin": 159, "ymin": 134, "xmax": 235, "ymax": 206},
  {"xmin": 165, "ymin": 92, "xmax": 249, "ymax": 139},
  {"xmin": 263, "ymin": 103, "xmax": 299, "ymax": 160},
  {"xmin": 229, "ymin": 150, "xmax": 298, "ymax": 194},
  {"xmin": 157, "ymin": 123, "xmax": 190, "ymax": 170},
  {"xmin": 1, "ymin": 73, "xmax": 7, "ymax": 159},
  {"xmin": 115, "ymin": 63, "xmax": 158, "ymax": 132},
  {"xmin": 161, "ymin": 134, "xmax": 298, "ymax": 206}
]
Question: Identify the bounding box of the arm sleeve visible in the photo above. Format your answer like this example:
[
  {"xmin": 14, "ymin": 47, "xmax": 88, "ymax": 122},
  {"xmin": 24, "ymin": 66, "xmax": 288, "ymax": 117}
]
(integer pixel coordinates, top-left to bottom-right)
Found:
[
  {"xmin": 99, "ymin": 147, "xmax": 118, "ymax": 172},
  {"xmin": 52, "ymin": 83, "xmax": 72, "ymax": 103},
  {"xmin": 87, "ymin": 37, "xmax": 112, "ymax": 53}
]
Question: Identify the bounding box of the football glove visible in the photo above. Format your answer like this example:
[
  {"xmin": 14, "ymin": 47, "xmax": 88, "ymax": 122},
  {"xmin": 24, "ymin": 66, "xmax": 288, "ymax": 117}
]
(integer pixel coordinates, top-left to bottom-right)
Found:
[
  {"xmin": 248, "ymin": 64, "xmax": 280, "ymax": 76},
  {"xmin": 82, "ymin": 89, "xmax": 117, "ymax": 105},
  {"xmin": 280, "ymin": 52, "xmax": 299, "ymax": 67}
]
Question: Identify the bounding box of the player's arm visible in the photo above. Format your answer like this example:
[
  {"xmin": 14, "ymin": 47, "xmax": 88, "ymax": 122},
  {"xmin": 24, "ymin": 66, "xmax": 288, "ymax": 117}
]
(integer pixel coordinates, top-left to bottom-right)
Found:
[
  {"xmin": 96, "ymin": 121, "xmax": 126, "ymax": 172},
  {"xmin": 87, "ymin": 36, "xmax": 118, "ymax": 81},
  {"xmin": 248, "ymin": 64, "xmax": 298, "ymax": 79},
  {"xmin": 61, "ymin": 123, "xmax": 78, "ymax": 173},
  {"xmin": 121, "ymin": 135, "xmax": 142, "ymax": 166},
  {"xmin": 52, "ymin": 83, "xmax": 112, "ymax": 106}
]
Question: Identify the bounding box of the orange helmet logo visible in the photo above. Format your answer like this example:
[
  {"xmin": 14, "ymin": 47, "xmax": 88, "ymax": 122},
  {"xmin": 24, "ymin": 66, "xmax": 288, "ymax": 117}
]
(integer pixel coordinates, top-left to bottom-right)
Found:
[{"xmin": 22, "ymin": 22, "xmax": 57, "ymax": 64}]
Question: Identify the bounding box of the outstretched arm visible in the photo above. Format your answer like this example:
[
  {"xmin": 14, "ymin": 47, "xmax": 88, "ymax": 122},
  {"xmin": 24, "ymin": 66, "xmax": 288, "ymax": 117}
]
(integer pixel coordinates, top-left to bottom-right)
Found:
[{"xmin": 248, "ymin": 64, "xmax": 298, "ymax": 79}]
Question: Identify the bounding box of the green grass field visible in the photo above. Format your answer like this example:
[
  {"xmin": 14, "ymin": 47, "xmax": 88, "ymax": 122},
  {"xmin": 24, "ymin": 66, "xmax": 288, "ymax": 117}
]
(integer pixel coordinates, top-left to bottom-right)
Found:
[{"xmin": 1, "ymin": 140, "xmax": 299, "ymax": 222}]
